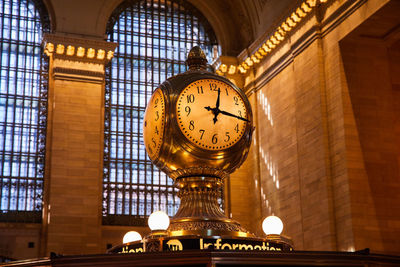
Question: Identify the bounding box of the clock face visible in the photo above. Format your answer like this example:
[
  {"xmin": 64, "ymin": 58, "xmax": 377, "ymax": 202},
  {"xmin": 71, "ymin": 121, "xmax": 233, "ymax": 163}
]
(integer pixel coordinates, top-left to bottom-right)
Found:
[
  {"xmin": 143, "ymin": 88, "xmax": 165, "ymax": 160},
  {"xmin": 176, "ymin": 79, "xmax": 248, "ymax": 151}
]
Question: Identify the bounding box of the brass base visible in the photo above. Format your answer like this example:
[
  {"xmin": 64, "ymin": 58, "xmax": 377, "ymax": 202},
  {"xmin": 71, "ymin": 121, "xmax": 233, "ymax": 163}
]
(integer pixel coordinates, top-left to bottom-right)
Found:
[
  {"xmin": 169, "ymin": 176, "xmax": 253, "ymax": 238},
  {"xmin": 169, "ymin": 218, "xmax": 253, "ymax": 238},
  {"xmin": 265, "ymin": 234, "xmax": 294, "ymax": 247},
  {"xmin": 145, "ymin": 229, "xmax": 169, "ymax": 239}
]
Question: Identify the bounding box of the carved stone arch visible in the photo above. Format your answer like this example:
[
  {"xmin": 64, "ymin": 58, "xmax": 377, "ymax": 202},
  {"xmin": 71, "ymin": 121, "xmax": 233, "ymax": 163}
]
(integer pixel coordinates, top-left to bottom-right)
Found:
[
  {"xmin": 33, "ymin": 0, "xmax": 55, "ymax": 32},
  {"xmin": 99, "ymin": 0, "xmax": 218, "ymax": 43},
  {"xmin": 96, "ymin": 0, "xmax": 125, "ymax": 38},
  {"xmin": 188, "ymin": 0, "xmax": 251, "ymax": 56},
  {"xmin": 96, "ymin": 0, "xmax": 252, "ymax": 56}
]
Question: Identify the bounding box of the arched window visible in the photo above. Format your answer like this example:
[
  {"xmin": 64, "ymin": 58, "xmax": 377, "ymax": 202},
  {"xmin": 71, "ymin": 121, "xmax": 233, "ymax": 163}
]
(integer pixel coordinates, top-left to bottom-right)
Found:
[
  {"xmin": 103, "ymin": 0, "xmax": 218, "ymax": 225},
  {"xmin": 0, "ymin": 0, "xmax": 50, "ymax": 222}
]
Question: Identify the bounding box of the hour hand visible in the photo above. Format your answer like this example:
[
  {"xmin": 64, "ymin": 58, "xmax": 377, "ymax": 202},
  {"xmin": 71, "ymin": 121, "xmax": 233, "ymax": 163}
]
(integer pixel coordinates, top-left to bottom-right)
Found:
[
  {"xmin": 204, "ymin": 106, "xmax": 220, "ymax": 124},
  {"xmin": 219, "ymin": 110, "xmax": 249, "ymax": 122}
]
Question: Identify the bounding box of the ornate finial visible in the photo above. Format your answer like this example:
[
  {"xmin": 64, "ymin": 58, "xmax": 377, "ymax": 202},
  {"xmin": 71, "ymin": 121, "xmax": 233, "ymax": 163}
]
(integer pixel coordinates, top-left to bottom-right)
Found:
[{"xmin": 186, "ymin": 46, "xmax": 208, "ymax": 70}]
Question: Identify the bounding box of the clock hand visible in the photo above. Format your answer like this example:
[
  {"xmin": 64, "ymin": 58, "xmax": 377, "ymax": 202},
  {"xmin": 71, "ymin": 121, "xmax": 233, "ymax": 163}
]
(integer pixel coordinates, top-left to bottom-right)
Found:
[
  {"xmin": 216, "ymin": 88, "xmax": 221, "ymax": 109},
  {"xmin": 212, "ymin": 88, "xmax": 222, "ymax": 124},
  {"xmin": 204, "ymin": 106, "xmax": 220, "ymax": 124},
  {"xmin": 219, "ymin": 110, "xmax": 249, "ymax": 122}
]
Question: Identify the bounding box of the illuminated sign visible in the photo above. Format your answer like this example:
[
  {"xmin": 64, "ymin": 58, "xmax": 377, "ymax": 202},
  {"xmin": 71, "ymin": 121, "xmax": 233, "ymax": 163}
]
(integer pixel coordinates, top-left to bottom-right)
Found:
[{"xmin": 110, "ymin": 237, "xmax": 293, "ymax": 254}]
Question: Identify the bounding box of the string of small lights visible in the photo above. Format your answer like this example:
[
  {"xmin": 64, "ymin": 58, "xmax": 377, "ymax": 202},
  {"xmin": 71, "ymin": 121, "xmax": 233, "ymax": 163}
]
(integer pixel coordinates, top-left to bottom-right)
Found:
[
  {"xmin": 216, "ymin": 0, "xmax": 330, "ymax": 76},
  {"xmin": 44, "ymin": 42, "xmax": 115, "ymax": 61}
]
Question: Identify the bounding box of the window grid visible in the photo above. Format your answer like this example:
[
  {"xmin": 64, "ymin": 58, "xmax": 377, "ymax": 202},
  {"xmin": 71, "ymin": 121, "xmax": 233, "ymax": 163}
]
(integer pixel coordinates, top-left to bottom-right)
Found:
[
  {"xmin": 103, "ymin": 0, "xmax": 217, "ymax": 226},
  {"xmin": 0, "ymin": 0, "xmax": 49, "ymax": 223}
]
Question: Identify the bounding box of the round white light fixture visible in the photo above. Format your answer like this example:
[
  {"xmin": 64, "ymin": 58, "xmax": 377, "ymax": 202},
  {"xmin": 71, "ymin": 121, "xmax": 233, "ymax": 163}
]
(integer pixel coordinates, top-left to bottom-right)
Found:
[
  {"xmin": 148, "ymin": 210, "xmax": 170, "ymax": 231},
  {"xmin": 262, "ymin": 215, "xmax": 283, "ymax": 235},
  {"xmin": 122, "ymin": 231, "xmax": 142, "ymax": 244}
]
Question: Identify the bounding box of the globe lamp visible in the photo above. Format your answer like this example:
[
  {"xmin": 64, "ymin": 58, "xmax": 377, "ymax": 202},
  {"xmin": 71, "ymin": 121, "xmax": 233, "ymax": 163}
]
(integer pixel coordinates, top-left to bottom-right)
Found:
[
  {"xmin": 262, "ymin": 215, "xmax": 283, "ymax": 235},
  {"xmin": 148, "ymin": 211, "xmax": 170, "ymax": 231},
  {"xmin": 122, "ymin": 231, "xmax": 142, "ymax": 244}
]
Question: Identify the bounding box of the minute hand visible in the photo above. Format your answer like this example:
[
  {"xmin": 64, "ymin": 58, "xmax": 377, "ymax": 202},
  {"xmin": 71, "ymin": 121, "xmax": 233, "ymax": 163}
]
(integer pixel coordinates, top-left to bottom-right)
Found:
[{"xmin": 220, "ymin": 110, "xmax": 249, "ymax": 122}]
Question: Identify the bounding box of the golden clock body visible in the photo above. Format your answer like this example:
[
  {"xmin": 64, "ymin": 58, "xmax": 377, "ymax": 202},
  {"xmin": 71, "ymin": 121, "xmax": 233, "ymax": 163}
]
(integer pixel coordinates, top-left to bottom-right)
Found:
[
  {"xmin": 143, "ymin": 88, "xmax": 165, "ymax": 161},
  {"xmin": 142, "ymin": 46, "xmax": 258, "ymax": 239},
  {"xmin": 143, "ymin": 70, "xmax": 253, "ymax": 180}
]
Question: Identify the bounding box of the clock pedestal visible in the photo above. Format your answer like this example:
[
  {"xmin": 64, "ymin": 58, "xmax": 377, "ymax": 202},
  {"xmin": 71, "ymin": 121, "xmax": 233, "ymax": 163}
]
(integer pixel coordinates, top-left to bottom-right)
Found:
[
  {"xmin": 168, "ymin": 176, "xmax": 252, "ymax": 238},
  {"xmin": 137, "ymin": 46, "xmax": 294, "ymax": 252}
]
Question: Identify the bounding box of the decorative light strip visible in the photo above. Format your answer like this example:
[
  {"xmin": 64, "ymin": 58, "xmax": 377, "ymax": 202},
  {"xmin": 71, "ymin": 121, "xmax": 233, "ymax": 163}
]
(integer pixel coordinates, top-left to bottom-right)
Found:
[
  {"xmin": 216, "ymin": 0, "xmax": 329, "ymax": 75},
  {"xmin": 44, "ymin": 42, "xmax": 115, "ymax": 61}
]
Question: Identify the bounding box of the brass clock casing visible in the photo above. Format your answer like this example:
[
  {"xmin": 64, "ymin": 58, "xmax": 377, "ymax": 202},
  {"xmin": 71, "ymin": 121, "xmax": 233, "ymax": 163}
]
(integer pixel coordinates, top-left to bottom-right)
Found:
[
  {"xmin": 144, "ymin": 60, "xmax": 253, "ymax": 181},
  {"xmin": 143, "ymin": 46, "xmax": 254, "ymax": 238},
  {"xmin": 143, "ymin": 88, "xmax": 166, "ymax": 161}
]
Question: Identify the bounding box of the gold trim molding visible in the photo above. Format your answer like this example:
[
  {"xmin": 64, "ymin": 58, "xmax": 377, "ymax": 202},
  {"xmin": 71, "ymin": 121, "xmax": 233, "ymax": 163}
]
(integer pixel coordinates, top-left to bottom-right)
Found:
[
  {"xmin": 215, "ymin": 0, "xmax": 331, "ymax": 76},
  {"xmin": 52, "ymin": 67, "xmax": 104, "ymax": 83},
  {"xmin": 243, "ymin": 0, "xmax": 368, "ymax": 94},
  {"xmin": 42, "ymin": 33, "xmax": 117, "ymax": 64}
]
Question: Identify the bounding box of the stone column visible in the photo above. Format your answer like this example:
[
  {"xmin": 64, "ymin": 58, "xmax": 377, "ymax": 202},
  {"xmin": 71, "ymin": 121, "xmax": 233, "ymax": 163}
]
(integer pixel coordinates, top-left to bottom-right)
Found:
[{"xmin": 40, "ymin": 34, "xmax": 116, "ymax": 255}]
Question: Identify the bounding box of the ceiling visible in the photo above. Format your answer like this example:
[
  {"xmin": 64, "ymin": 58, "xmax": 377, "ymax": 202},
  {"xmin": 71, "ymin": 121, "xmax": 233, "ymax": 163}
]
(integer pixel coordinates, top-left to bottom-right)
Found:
[{"xmin": 44, "ymin": 0, "xmax": 295, "ymax": 56}]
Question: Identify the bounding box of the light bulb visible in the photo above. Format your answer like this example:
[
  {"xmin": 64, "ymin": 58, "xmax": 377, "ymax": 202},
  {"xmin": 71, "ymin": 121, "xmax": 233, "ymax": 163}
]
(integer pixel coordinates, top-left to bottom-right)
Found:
[
  {"xmin": 262, "ymin": 215, "xmax": 283, "ymax": 235},
  {"xmin": 122, "ymin": 231, "xmax": 142, "ymax": 243},
  {"xmin": 148, "ymin": 211, "xmax": 170, "ymax": 231}
]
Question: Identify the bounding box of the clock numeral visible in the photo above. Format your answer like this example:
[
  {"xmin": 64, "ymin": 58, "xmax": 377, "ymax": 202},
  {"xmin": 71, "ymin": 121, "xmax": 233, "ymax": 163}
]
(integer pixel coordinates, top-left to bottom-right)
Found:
[
  {"xmin": 225, "ymin": 132, "xmax": 230, "ymax": 142},
  {"xmin": 234, "ymin": 124, "xmax": 239, "ymax": 133},
  {"xmin": 238, "ymin": 110, "xmax": 242, "ymax": 117},
  {"xmin": 189, "ymin": 120, "xmax": 195, "ymax": 131},
  {"xmin": 155, "ymin": 111, "xmax": 159, "ymax": 121},
  {"xmin": 155, "ymin": 126, "xmax": 159, "ymax": 135},
  {"xmin": 233, "ymin": 96, "xmax": 239, "ymax": 105},
  {"xmin": 152, "ymin": 137, "xmax": 156, "ymax": 148},
  {"xmin": 147, "ymin": 145, "xmax": 153, "ymax": 155},
  {"xmin": 199, "ymin": 129, "xmax": 205, "ymax": 140},
  {"xmin": 154, "ymin": 98, "xmax": 159, "ymax": 108},
  {"xmin": 209, "ymin": 83, "xmax": 218, "ymax": 91},
  {"xmin": 187, "ymin": 94, "xmax": 195, "ymax": 103},
  {"xmin": 212, "ymin": 134, "xmax": 218, "ymax": 144},
  {"xmin": 225, "ymin": 88, "xmax": 229, "ymax": 96},
  {"xmin": 185, "ymin": 106, "xmax": 191, "ymax": 116},
  {"xmin": 197, "ymin": 86, "xmax": 203, "ymax": 94}
]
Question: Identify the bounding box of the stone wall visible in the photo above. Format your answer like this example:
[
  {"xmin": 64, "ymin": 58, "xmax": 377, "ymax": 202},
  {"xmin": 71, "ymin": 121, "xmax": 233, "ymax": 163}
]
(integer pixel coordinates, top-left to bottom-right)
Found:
[
  {"xmin": 340, "ymin": 32, "xmax": 400, "ymax": 254},
  {"xmin": 228, "ymin": 0, "xmax": 400, "ymax": 254}
]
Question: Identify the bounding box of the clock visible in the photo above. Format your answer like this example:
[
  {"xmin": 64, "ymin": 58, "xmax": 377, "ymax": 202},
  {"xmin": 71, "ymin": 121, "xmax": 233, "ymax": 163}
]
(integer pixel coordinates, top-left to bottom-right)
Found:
[
  {"xmin": 143, "ymin": 46, "xmax": 253, "ymax": 180},
  {"xmin": 142, "ymin": 46, "xmax": 255, "ymax": 238},
  {"xmin": 143, "ymin": 88, "xmax": 165, "ymax": 161},
  {"xmin": 176, "ymin": 79, "xmax": 248, "ymax": 151}
]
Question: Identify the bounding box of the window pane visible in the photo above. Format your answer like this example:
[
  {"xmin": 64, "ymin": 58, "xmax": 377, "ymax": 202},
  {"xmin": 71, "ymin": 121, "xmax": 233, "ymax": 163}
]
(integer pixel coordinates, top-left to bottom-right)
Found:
[
  {"xmin": 103, "ymin": 0, "xmax": 218, "ymax": 225},
  {"xmin": 0, "ymin": 0, "xmax": 49, "ymax": 223}
]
